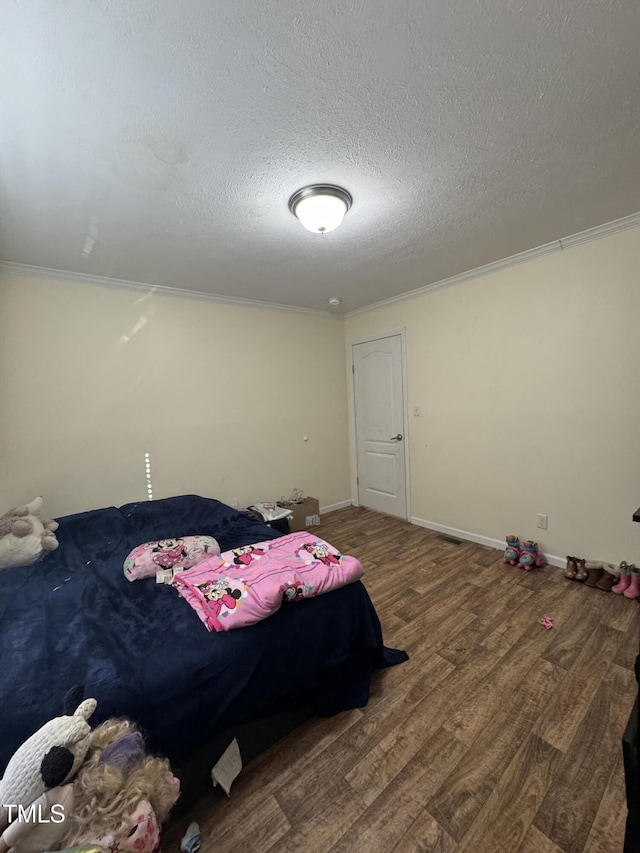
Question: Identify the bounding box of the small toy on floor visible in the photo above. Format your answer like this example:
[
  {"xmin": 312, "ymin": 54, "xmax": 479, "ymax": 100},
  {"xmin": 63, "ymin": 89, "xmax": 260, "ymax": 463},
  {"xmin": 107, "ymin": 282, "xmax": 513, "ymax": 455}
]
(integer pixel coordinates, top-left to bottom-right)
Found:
[
  {"xmin": 503, "ymin": 535, "xmax": 520, "ymax": 566},
  {"xmin": 539, "ymin": 616, "xmax": 553, "ymax": 630},
  {"xmin": 517, "ymin": 540, "xmax": 545, "ymax": 570}
]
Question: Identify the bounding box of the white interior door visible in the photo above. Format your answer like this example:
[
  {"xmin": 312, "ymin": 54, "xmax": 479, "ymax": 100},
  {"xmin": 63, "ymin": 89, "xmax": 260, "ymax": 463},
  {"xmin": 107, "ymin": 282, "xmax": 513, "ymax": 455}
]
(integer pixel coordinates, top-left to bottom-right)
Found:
[{"xmin": 353, "ymin": 335, "xmax": 407, "ymax": 519}]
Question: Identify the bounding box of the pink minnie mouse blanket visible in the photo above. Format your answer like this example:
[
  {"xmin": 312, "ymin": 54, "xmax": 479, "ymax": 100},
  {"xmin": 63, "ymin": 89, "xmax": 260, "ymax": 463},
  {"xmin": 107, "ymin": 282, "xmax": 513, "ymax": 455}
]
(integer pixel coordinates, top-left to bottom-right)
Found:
[{"xmin": 173, "ymin": 532, "xmax": 364, "ymax": 632}]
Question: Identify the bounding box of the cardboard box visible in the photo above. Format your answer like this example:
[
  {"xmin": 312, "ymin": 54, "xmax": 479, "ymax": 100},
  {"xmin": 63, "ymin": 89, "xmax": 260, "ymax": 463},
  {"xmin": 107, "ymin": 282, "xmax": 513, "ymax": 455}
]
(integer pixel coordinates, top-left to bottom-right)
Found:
[{"xmin": 286, "ymin": 497, "xmax": 320, "ymax": 532}]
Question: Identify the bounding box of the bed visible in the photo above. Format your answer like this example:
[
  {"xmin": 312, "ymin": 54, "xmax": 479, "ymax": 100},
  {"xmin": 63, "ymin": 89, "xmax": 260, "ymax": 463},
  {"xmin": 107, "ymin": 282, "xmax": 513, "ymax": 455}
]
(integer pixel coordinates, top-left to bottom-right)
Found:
[{"xmin": 0, "ymin": 494, "xmax": 406, "ymax": 806}]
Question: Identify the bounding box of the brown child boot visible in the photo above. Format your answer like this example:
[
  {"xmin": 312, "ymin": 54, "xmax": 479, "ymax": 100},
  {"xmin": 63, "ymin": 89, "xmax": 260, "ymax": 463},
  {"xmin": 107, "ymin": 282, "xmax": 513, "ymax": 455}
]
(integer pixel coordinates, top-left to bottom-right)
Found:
[
  {"xmin": 584, "ymin": 562, "xmax": 605, "ymax": 588},
  {"xmin": 595, "ymin": 570, "xmax": 618, "ymax": 591},
  {"xmin": 564, "ymin": 556, "xmax": 577, "ymax": 580},
  {"xmin": 574, "ymin": 558, "xmax": 588, "ymax": 582}
]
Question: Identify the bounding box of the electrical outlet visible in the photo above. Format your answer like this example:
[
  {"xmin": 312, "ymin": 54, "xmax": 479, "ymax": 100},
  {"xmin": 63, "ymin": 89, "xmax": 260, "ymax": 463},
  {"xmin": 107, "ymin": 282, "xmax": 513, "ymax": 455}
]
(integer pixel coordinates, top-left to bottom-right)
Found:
[
  {"xmin": 537, "ymin": 513, "xmax": 548, "ymax": 530},
  {"xmin": 413, "ymin": 405, "xmax": 421, "ymax": 417}
]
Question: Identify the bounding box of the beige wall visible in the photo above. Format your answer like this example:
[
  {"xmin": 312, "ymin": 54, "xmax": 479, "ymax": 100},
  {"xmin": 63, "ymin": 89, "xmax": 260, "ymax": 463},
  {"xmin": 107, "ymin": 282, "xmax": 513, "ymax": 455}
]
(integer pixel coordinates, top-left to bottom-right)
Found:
[
  {"xmin": 346, "ymin": 226, "xmax": 640, "ymax": 564},
  {"xmin": 0, "ymin": 274, "xmax": 351, "ymax": 518}
]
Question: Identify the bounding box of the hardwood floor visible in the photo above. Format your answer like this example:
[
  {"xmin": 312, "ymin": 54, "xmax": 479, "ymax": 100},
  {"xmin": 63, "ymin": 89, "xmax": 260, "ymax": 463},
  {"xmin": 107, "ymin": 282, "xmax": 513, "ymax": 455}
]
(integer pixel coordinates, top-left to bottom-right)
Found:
[{"xmin": 163, "ymin": 507, "xmax": 639, "ymax": 853}]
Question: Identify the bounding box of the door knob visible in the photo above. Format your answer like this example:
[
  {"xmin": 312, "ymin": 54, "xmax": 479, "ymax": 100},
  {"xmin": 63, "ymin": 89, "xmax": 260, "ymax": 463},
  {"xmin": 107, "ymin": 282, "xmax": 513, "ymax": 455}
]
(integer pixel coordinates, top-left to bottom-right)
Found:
[{"xmin": 390, "ymin": 433, "xmax": 403, "ymax": 441}]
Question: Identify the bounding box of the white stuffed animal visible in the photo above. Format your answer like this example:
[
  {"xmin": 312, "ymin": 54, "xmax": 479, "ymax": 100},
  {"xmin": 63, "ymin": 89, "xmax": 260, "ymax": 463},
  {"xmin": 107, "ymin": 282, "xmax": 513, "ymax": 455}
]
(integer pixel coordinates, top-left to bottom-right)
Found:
[
  {"xmin": 0, "ymin": 688, "xmax": 96, "ymax": 830},
  {"xmin": 0, "ymin": 497, "xmax": 59, "ymax": 571}
]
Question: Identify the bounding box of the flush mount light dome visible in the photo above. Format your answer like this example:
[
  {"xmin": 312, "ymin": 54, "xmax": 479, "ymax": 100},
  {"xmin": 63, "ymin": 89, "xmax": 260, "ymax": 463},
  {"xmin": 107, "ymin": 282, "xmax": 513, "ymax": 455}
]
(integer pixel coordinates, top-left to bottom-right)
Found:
[{"xmin": 289, "ymin": 184, "xmax": 352, "ymax": 234}]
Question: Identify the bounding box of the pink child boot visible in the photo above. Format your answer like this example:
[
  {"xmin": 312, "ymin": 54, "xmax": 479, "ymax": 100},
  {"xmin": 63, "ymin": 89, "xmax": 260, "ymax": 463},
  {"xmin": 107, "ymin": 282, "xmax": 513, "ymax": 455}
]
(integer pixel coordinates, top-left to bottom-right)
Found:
[
  {"xmin": 624, "ymin": 565, "xmax": 640, "ymax": 599},
  {"xmin": 612, "ymin": 562, "xmax": 633, "ymax": 595}
]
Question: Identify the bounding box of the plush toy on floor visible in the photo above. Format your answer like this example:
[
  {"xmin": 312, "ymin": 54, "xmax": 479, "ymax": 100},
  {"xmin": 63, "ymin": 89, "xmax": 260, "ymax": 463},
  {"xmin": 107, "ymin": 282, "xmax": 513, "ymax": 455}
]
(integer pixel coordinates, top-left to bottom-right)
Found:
[
  {"xmin": 0, "ymin": 686, "xmax": 96, "ymax": 835},
  {"xmin": 503, "ymin": 535, "xmax": 520, "ymax": 565},
  {"xmin": 517, "ymin": 540, "xmax": 545, "ymax": 570},
  {"xmin": 0, "ymin": 497, "xmax": 59, "ymax": 571}
]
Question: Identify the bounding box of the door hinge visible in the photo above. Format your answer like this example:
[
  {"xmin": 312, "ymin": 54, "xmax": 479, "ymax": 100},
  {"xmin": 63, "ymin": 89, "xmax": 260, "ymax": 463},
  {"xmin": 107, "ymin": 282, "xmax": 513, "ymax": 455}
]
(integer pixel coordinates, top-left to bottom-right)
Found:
[
  {"xmin": 357, "ymin": 476, "xmax": 359, "ymax": 485},
  {"xmin": 352, "ymin": 364, "xmax": 354, "ymax": 374}
]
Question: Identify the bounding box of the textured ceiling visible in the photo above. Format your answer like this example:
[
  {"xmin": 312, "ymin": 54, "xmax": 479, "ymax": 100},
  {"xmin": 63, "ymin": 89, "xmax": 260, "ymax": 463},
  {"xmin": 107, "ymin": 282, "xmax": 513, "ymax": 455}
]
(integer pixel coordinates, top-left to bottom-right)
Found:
[{"xmin": 1, "ymin": 0, "xmax": 639, "ymax": 313}]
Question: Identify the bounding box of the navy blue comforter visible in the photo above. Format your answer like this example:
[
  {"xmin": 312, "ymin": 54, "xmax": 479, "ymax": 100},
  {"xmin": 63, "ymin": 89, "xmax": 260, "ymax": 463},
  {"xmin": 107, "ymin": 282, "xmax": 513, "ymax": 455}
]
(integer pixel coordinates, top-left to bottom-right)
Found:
[{"xmin": 0, "ymin": 495, "xmax": 405, "ymax": 772}]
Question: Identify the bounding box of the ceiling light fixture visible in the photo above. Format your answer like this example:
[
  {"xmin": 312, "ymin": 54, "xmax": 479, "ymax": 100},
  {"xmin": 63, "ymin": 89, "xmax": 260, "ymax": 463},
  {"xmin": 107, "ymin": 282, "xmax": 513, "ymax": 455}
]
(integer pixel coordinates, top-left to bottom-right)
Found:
[
  {"xmin": 289, "ymin": 184, "xmax": 352, "ymax": 234},
  {"xmin": 328, "ymin": 297, "xmax": 341, "ymax": 306}
]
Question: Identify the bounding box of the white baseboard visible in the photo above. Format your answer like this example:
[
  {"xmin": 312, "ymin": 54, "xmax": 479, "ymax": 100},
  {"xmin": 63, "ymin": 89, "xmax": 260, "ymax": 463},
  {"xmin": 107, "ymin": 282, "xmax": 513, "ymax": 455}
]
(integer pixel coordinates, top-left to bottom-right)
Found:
[
  {"xmin": 321, "ymin": 500, "xmax": 353, "ymax": 514},
  {"xmin": 410, "ymin": 516, "xmax": 565, "ymax": 569},
  {"xmin": 410, "ymin": 517, "xmax": 504, "ymax": 550},
  {"xmin": 537, "ymin": 553, "xmax": 565, "ymax": 569}
]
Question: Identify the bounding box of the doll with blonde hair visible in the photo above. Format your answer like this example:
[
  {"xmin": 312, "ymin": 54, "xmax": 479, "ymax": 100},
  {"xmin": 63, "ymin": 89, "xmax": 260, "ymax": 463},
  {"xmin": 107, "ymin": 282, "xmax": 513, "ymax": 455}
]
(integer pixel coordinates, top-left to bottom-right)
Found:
[{"xmin": 61, "ymin": 720, "xmax": 180, "ymax": 853}]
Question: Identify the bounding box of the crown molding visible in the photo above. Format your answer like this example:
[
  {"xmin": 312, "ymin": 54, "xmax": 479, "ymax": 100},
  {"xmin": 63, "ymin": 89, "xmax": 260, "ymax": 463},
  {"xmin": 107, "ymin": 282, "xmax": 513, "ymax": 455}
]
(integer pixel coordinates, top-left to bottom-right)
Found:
[
  {"xmin": 344, "ymin": 210, "xmax": 640, "ymax": 318},
  {"xmin": 0, "ymin": 261, "xmax": 334, "ymax": 318},
  {"xmin": 2, "ymin": 210, "xmax": 638, "ymax": 320},
  {"xmin": 557, "ymin": 211, "xmax": 640, "ymax": 249}
]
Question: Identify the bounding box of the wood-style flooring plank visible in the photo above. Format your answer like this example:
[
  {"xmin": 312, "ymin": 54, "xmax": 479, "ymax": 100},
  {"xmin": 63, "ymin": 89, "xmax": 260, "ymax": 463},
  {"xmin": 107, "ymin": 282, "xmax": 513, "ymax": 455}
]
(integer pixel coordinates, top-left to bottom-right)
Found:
[
  {"xmin": 613, "ymin": 612, "xmax": 640, "ymax": 671},
  {"xmin": 345, "ymin": 721, "xmax": 468, "ymax": 810},
  {"xmin": 541, "ymin": 588, "xmax": 614, "ymax": 671},
  {"xmin": 274, "ymin": 652, "xmax": 454, "ymax": 824},
  {"xmin": 517, "ymin": 824, "xmax": 565, "ymax": 853},
  {"xmin": 339, "ymin": 726, "xmax": 467, "ymax": 850},
  {"xmin": 454, "ymin": 732, "xmax": 562, "ymax": 853},
  {"xmin": 427, "ymin": 657, "xmax": 564, "ymax": 842},
  {"xmin": 185, "ymin": 790, "xmax": 290, "ymax": 853},
  {"xmin": 441, "ymin": 641, "xmax": 540, "ymax": 747},
  {"xmin": 394, "ymin": 810, "xmax": 457, "ymax": 852},
  {"xmin": 328, "ymin": 761, "xmax": 432, "ymax": 852},
  {"xmin": 533, "ymin": 663, "xmax": 637, "ymax": 853},
  {"xmin": 435, "ymin": 583, "xmax": 531, "ymax": 666},
  {"xmin": 390, "ymin": 602, "xmax": 478, "ymax": 659},
  {"xmin": 596, "ymin": 585, "xmax": 639, "ymax": 633},
  {"xmin": 582, "ymin": 721, "xmax": 630, "ymax": 853},
  {"xmin": 534, "ymin": 621, "xmax": 622, "ymax": 752},
  {"xmin": 269, "ymin": 779, "xmax": 367, "ymax": 853},
  {"xmin": 345, "ymin": 647, "xmax": 500, "ymax": 806}
]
